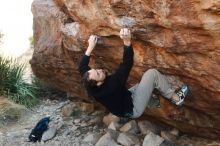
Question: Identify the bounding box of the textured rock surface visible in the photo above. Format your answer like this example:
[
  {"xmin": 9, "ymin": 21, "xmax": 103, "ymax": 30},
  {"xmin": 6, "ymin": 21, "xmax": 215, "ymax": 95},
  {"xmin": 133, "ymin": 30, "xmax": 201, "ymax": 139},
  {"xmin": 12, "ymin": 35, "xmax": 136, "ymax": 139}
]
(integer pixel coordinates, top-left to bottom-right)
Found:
[{"xmin": 31, "ymin": 0, "xmax": 220, "ymax": 139}]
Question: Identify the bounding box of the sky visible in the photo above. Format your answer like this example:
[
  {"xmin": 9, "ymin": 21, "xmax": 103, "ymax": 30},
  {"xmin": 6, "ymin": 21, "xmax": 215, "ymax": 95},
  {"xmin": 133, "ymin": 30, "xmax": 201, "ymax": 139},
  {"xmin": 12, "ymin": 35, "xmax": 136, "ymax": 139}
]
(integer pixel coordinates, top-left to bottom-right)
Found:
[{"xmin": 0, "ymin": 0, "xmax": 33, "ymax": 57}]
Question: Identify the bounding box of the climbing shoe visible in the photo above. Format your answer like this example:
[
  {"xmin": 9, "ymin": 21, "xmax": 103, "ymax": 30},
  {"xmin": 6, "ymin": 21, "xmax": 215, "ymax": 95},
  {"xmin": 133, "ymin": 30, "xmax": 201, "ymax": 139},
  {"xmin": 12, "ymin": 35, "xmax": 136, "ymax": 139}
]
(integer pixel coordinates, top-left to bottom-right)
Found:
[{"xmin": 172, "ymin": 85, "xmax": 189, "ymax": 106}]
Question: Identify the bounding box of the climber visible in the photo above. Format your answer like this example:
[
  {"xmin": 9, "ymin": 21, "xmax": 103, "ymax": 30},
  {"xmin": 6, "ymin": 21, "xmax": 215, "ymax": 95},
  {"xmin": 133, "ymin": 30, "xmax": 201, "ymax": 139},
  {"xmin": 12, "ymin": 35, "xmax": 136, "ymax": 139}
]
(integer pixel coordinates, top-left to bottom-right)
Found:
[{"xmin": 78, "ymin": 28, "xmax": 189, "ymax": 118}]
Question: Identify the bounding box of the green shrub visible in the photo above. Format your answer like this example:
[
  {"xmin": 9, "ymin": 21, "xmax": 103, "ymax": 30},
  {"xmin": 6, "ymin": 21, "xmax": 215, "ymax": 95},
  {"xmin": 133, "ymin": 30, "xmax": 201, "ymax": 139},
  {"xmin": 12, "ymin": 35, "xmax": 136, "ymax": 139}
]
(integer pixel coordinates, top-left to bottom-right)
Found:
[{"xmin": 0, "ymin": 56, "xmax": 39, "ymax": 108}]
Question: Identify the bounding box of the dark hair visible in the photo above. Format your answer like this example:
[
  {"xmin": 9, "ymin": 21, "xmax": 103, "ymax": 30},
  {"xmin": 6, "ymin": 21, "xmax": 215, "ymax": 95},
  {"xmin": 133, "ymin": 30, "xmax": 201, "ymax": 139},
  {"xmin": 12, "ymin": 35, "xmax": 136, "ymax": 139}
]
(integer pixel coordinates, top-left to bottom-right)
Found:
[{"xmin": 82, "ymin": 71, "xmax": 97, "ymax": 89}]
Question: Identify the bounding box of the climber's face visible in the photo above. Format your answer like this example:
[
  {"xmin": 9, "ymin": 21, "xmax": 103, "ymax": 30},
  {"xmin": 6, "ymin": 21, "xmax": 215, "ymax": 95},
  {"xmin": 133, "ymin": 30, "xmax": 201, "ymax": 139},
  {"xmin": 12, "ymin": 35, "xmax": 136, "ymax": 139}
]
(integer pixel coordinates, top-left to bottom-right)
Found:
[{"xmin": 88, "ymin": 69, "xmax": 107, "ymax": 83}]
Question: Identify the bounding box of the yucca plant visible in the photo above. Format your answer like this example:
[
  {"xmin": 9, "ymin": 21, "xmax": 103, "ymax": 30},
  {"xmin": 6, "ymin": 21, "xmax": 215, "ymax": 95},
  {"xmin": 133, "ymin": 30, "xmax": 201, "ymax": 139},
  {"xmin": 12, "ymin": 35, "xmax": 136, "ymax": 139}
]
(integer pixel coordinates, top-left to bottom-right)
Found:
[{"xmin": 0, "ymin": 56, "xmax": 39, "ymax": 108}]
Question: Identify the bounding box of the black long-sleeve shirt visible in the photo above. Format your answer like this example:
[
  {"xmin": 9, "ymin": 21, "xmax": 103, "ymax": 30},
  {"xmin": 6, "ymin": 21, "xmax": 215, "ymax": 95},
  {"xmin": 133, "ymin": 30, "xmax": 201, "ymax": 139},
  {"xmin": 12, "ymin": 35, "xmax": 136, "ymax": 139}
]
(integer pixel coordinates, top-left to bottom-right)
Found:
[{"xmin": 78, "ymin": 45, "xmax": 134, "ymax": 117}]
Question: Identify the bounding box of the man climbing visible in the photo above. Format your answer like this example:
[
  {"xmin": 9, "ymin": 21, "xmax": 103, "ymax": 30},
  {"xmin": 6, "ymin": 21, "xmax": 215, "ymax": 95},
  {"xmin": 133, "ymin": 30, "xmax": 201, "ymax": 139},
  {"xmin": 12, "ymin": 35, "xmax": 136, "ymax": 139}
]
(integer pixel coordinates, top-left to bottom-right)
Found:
[{"xmin": 78, "ymin": 28, "xmax": 189, "ymax": 118}]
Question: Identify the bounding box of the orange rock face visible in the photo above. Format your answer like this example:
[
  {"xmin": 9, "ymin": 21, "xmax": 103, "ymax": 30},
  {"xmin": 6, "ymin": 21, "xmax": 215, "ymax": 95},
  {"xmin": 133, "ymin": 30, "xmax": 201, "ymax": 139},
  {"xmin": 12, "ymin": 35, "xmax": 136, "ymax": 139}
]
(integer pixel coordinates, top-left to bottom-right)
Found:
[{"xmin": 31, "ymin": 0, "xmax": 220, "ymax": 139}]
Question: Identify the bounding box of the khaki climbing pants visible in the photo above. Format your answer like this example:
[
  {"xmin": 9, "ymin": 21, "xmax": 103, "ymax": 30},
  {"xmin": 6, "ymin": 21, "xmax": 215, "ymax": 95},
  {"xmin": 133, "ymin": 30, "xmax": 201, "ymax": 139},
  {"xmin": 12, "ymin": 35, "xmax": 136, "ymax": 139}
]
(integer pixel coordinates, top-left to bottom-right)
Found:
[{"xmin": 128, "ymin": 69, "xmax": 175, "ymax": 118}]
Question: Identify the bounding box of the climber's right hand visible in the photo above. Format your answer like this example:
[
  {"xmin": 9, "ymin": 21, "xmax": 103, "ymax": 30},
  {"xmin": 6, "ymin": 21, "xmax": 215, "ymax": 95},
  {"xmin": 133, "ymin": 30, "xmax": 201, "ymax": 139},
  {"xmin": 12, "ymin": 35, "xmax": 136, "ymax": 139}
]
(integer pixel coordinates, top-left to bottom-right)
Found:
[{"xmin": 120, "ymin": 28, "xmax": 131, "ymax": 46}]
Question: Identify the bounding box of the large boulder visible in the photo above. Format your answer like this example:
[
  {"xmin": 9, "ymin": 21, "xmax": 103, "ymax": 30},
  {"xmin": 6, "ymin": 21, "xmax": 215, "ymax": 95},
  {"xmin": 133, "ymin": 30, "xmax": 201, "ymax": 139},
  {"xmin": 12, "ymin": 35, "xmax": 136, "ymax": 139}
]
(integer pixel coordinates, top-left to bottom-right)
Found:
[{"xmin": 31, "ymin": 0, "xmax": 220, "ymax": 139}]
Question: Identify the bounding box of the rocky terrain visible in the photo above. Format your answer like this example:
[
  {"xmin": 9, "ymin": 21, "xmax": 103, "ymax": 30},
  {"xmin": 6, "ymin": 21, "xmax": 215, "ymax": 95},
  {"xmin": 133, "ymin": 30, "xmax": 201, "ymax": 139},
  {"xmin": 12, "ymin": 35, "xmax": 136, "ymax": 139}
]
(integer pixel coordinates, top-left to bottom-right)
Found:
[
  {"xmin": 0, "ymin": 96, "xmax": 220, "ymax": 146},
  {"xmin": 30, "ymin": 0, "xmax": 220, "ymax": 139}
]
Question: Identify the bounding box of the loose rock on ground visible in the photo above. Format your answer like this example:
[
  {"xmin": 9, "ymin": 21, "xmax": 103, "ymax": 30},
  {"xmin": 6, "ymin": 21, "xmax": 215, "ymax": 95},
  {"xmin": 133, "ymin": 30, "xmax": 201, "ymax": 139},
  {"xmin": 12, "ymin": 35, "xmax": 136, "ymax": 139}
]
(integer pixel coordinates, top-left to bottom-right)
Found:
[{"xmin": 0, "ymin": 98, "xmax": 220, "ymax": 146}]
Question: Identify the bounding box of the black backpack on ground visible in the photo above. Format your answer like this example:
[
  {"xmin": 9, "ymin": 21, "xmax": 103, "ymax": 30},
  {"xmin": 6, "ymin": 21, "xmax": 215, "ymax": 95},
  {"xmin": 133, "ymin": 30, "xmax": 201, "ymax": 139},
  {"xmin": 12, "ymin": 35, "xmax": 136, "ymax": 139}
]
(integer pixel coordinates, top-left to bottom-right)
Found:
[{"xmin": 28, "ymin": 117, "xmax": 50, "ymax": 142}]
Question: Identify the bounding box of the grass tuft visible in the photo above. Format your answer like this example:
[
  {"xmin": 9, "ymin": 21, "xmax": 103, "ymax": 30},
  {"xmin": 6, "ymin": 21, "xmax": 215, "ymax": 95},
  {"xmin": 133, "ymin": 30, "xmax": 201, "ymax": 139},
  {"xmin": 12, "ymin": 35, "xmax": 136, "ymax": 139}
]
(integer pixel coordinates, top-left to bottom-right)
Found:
[{"xmin": 0, "ymin": 56, "xmax": 39, "ymax": 108}]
